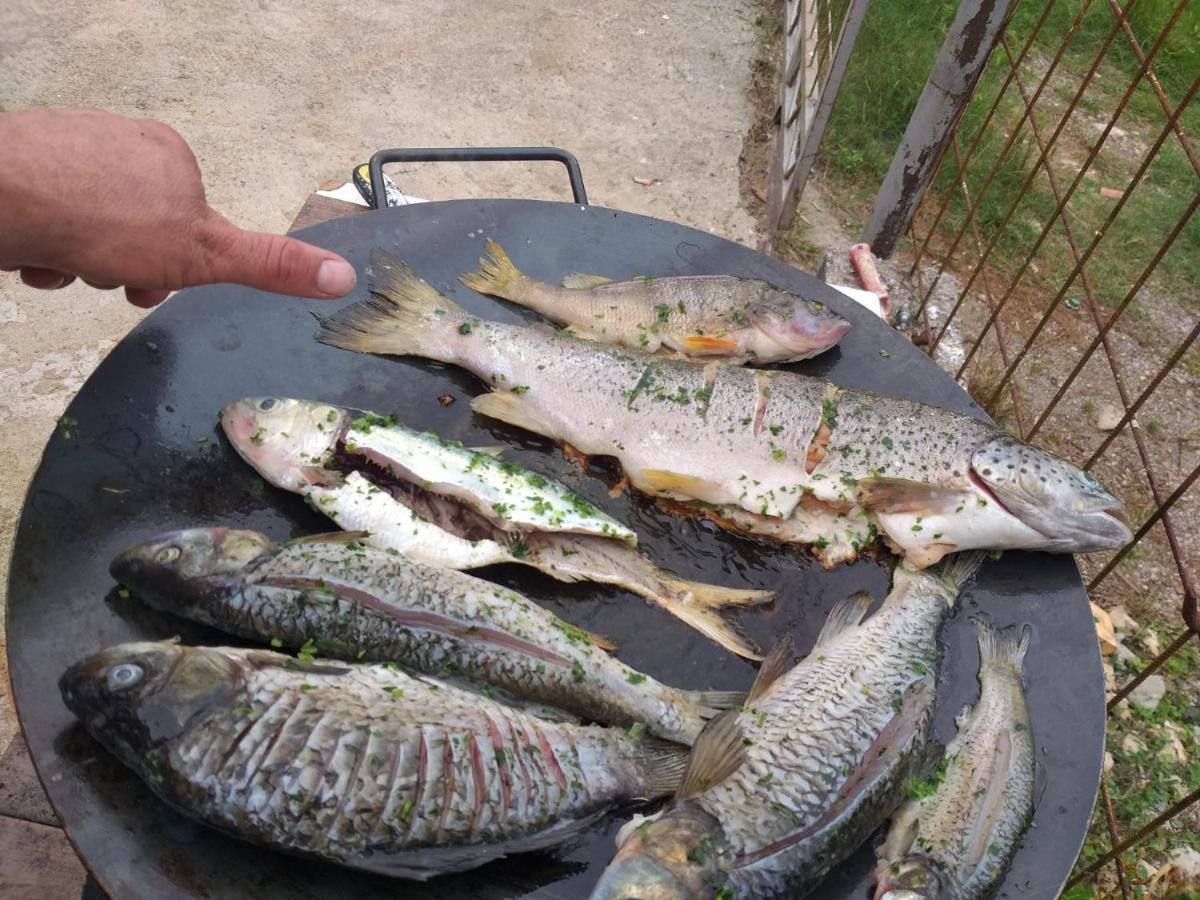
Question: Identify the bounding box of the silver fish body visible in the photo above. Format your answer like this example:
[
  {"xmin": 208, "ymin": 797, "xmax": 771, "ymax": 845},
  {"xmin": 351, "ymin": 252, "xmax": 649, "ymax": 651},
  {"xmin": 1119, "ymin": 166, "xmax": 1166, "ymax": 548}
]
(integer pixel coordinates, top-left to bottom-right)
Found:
[
  {"xmin": 459, "ymin": 239, "xmax": 850, "ymax": 364},
  {"xmin": 59, "ymin": 642, "xmax": 688, "ymax": 879},
  {"xmin": 874, "ymin": 618, "xmax": 1035, "ymax": 900},
  {"xmin": 315, "ymin": 253, "xmax": 1130, "ymax": 569},
  {"xmin": 111, "ymin": 528, "xmax": 743, "ymax": 745},
  {"xmin": 590, "ymin": 555, "xmax": 984, "ymax": 899},
  {"xmin": 220, "ymin": 396, "xmax": 772, "ymax": 659}
]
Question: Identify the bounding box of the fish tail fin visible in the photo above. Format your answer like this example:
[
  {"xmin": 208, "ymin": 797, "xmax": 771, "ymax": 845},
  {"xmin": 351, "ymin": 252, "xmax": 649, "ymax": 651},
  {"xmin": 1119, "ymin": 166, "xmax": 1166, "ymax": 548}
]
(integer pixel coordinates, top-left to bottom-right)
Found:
[
  {"xmin": 315, "ymin": 249, "xmax": 465, "ymax": 361},
  {"xmin": 662, "ymin": 601, "xmax": 764, "ymax": 661},
  {"xmin": 661, "ymin": 577, "xmax": 775, "ymax": 610},
  {"xmin": 459, "ymin": 239, "xmax": 535, "ymax": 304},
  {"xmin": 637, "ymin": 738, "xmax": 692, "ymax": 796},
  {"xmin": 934, "ymin": 549, "xmax": 988, "ymax": 592},
  {"xmin": 972, "ymin": 614, "xmax": 1031, "ymax": 674}
]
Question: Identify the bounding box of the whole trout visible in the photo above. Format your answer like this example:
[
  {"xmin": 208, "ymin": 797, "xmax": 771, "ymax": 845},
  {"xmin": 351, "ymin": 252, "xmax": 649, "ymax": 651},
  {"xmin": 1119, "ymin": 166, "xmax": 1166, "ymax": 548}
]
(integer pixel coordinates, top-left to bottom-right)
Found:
[
  {"xmin": 59, "ymin": 642, "xmax": 688, "ymax": 879},
  {"xmin": 874, "ymin": 617, "xmax": 1035, "ymax": 900},
  {"xmin": 111, "ymin": 528, "xmax": 744, "ymax": 745},
  {"xmin": 458, "ymin": 239, "xmax": 850, "ymax": 364},
  {"xmin": 316, "ymin": 251, "xmax": 1129, "ymax": 569}
]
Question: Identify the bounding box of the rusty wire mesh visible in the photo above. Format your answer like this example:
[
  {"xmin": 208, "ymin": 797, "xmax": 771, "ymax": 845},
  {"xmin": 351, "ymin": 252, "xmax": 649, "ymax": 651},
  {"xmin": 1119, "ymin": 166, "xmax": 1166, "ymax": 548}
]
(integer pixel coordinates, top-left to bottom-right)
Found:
[{"xmin": 898, "ymin": 0, "xmax": 1198, "ymax": 894}]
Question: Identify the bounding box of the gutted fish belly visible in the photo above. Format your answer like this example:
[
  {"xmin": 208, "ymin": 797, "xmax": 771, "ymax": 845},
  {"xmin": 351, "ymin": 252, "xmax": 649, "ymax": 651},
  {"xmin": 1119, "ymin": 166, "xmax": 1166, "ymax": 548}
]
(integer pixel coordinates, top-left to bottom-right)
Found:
[
  {"xmin": 220, "ymin": 396, "xmax": 772, "ymax": 659},
  {"xmin": 591, "ymin": 553, "xmax": 986, "ymax": 899},
  {"xmin": 874, "ymin": 617, "xmax": 1035, "ymax": 900},
  {"xmin": 111, "ymin": 528, "xmax": 746, "ymax": 745},
  {"xmin": 315, "ymin": 251, "xmax": 1129, "ymax": 567},
  {"xmin": 458, "ymin": 239, "xmax": 850, "ymax": 364},
  {"xmin": 59, "ymin": 642, "xmax": 690, "ymax": 879}
]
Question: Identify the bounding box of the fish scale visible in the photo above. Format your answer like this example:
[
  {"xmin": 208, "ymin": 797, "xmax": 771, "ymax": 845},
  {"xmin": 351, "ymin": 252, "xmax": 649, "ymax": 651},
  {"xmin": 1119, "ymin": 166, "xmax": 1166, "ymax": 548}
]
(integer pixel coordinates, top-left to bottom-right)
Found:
[
  {"xmin": 61, "ymin": 643, "xmax": 689, "ymax": 879},
  {"xmin": 590, "ymin": 557, "xmax": 982, "ymax": 900}
]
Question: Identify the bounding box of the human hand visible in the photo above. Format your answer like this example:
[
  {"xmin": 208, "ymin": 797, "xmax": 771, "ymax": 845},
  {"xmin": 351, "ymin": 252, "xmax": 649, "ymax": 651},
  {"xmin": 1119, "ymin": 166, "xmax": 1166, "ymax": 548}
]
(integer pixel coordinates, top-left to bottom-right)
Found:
[{"xmin": 0, "ymin": 108, "xmax": 356, "ymax": 307}]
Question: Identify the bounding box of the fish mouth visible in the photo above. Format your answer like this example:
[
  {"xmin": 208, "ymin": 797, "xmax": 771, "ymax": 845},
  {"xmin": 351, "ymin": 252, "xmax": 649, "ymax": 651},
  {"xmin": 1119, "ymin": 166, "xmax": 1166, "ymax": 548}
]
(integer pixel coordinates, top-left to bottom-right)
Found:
[
  {"xmin": 968, "ymin": 467, "xmax": 1131, "ymax": 551},
  {"xmin": 784, "ymin": 310, "xmax": 851, "ymax": 355}
]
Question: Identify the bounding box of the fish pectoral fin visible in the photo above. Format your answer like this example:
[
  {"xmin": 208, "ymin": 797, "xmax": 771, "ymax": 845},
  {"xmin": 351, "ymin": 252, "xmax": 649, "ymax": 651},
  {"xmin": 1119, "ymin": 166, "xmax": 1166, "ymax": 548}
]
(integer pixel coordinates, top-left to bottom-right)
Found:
[
  {"xmin": 560, "ymin": 272, "xmax": 614, "ymax": 289},
  {"xmin": 470, "ymin": 391, "xmax": 552, "ymax": 437},
  {"xmin": 904, "ymin": 541, "xmax": 959, "ymax": 569},
  {"xmin": 746, "ymin": 637, "xmax": 796, "ymax": 704},
  {"xmin": 677, "ymin": 708, "xmax": 747, "ymax": 797},
  {"xmin": 638, "ymin": 468, "xmax": 718, "ymax": 498},
  {"xmin": 814, "ymin": 590, "xmax": 874, "ymax": 648},
  {"xmin": 283, "ymin": 530, "xmax": 371, "ymax": 547},
  {"xmin": 582, "ymin": 628, "xmax": 620, "ymax": 653},
  {"xmin": 681, "ymin": 335, "xmax": 740, "ymax": 352},
  {"xmin": 857, "ymin": 477, "xmax": 966, "ymax": 515}
]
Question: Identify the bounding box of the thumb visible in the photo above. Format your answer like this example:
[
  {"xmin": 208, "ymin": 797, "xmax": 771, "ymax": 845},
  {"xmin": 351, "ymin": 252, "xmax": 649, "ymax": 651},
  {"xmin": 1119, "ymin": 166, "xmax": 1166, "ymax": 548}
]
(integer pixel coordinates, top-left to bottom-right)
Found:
[{"xmin": 198, "ymin": 216, "xmax": 357, "ymax": 299}]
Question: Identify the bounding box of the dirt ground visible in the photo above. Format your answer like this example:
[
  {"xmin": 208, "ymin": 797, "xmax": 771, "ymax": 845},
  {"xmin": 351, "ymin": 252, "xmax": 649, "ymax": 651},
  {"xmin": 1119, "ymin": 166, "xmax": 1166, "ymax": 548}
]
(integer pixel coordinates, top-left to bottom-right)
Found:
[{"xmin": 0, "ymin": 0, "xmax": 760, "ymax": 803}]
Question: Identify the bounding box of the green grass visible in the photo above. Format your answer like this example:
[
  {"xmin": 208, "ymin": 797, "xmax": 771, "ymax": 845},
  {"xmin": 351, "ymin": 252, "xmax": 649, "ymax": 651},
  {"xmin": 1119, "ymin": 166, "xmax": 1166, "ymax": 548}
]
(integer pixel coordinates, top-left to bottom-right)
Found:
[{"xmin": 798, "ymin": 0, "xmax": 1200, "ymax": 301}]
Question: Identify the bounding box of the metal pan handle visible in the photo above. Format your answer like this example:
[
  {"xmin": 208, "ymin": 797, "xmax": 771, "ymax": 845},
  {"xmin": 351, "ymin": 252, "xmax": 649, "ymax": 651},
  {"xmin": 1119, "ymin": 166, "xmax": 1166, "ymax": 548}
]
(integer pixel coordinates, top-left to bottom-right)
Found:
[{"xmin": 367, "ymin": 147, "xmax": 588, "ymax": 208}]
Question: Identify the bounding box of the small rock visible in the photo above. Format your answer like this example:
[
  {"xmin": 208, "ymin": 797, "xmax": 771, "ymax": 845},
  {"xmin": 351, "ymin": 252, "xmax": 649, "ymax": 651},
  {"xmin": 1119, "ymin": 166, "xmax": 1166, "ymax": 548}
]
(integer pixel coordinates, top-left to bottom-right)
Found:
[
  {"xmin": 1095, "ymin": 403, "xmax": 1124, "ymax": 431},
  {"xmin": 1168, "ymin": 847, "xmax": 1200, "ymax": 880},
  {"xmin": 1122, "ymin": 733, "xmax": 1147, "ymax": 755},
  {"xmin": 1114, "ymin": 639, "xmax": 1139, "ymax": 668},
  {"xmin": 1104, "ymin": 751, "xmax": 1114, "ymax": 773},
  {"xmin": 1181, "ymin": 705, "xmax": 1200, "ymax": 725},
  {"xmin": 1129, "ymin": 674, "xmax": 1166, "ymax": 711},
  {"xmin": 1113, "ymin": 699, "xmax": 1131, "ymax": 719},
  {"xmin": 1102, "ymin": 659, "xmax": 1116, "ymax": 695},
  {"xmin": 1109, "ymin": 605, "xmax": 1139, "ymax": 633},
  {"xmin": 1091, "ymin": 603, "xmax": 1117, "ymax": 655},
  {"xmin": 1159, "ymin": 734, "xmax": 1187, "ymax": 765},
  {"xmin": 1141, "ymin": 629, "xmax": 1161, "ymax": 657},
  {"xmin": 1135, "ymin": 859, "xmax": 1157, "ymax": 881}
]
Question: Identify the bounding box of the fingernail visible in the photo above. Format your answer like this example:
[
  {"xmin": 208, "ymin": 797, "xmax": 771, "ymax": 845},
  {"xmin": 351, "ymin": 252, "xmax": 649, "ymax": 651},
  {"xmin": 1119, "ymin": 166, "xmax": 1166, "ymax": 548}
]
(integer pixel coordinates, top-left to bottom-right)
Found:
[{"xmin": 316, "ymin": 259, "xmax": 356, "ymax": 297}]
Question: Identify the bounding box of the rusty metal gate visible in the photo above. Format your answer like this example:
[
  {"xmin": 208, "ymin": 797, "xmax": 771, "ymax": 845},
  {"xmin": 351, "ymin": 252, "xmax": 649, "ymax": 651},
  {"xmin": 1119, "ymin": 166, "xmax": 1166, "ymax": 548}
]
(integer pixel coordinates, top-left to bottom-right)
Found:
[{"xmin": 885, "ymin": 0, "xmax": 1197, "ymax": 894}]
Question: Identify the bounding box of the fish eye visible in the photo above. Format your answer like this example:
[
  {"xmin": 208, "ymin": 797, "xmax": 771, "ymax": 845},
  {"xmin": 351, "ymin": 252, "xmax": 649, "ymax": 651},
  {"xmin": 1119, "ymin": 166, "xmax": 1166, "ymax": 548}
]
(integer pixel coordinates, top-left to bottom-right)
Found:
[
  {"xmin": 106, "ymin": 663, "xmax": 144, "ymax": 691},
  {"xmin": 155, "ymin": 546, "xmax": 181, "ymax": 564},
  {"xmin": 259, "ymin": 398, "xmax": 277, "ymax": 411}
]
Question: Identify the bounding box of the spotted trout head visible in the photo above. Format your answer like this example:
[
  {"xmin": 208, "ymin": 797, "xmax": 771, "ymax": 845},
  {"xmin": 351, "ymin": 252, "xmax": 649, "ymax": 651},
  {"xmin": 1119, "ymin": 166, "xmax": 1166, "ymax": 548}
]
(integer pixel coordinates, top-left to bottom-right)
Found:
[
  {"xmin": 970, "ymin": 434, "xmax": 1130, "ymax": 552},
  {"xmin": 591, "ymin": 802, "xmax": 733, "ymax": 900},
  {"xmin": 110, "ymin": 527, "xmax": 276, "ymax": 626},
  {"xmin": 220, "ymin": 397, "xmax": 349, "ymax": 491},
  {"xmin": 751, "ymin": 293, "xmax": 851, "ymax": 360},
  {"xmin": 874, "ymin": 854, "xmax": 951, "ymax": 900},
  {"xmin": 59, "ymin": 641, "xmax": 243, "ymax": 769}
]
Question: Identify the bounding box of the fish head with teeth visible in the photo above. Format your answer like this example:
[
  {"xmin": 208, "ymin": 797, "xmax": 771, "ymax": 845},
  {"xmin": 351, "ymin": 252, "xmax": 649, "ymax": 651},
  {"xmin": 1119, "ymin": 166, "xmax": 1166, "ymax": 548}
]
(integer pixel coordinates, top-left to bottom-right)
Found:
[
  {"xmin": 591, "ymin": 802, "xmax": 733, "ymax": 900},
  {"xmin": 748, "ymin": 293, "xmax": 851, "ymax": 361},
  {"xmin": 969, "ymin": 435, "xmax": 1131, "ymax": 553},
  {"xmin": 110, "ymin": 527, "xmax": 276, "ymax": 626},
  {"xmin": 220, "ymin": 396, "xmax": 349, "ymax": 491},
  {"xmin": 59, "ymin": 642, "xmax": 243, "ymax": 768}
]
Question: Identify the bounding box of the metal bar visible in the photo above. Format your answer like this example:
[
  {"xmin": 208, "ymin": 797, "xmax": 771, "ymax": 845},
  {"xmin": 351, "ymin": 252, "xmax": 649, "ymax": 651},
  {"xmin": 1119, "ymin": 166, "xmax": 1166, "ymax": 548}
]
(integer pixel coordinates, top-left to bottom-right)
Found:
[
  {"xmin": 907, "ymin": 0, "xmax": 1051, "ymax": 277},
  {"xmin": 939, "ymin": 0, "xmax": 1188, "ymax": 364},
  {"xmin": 1107, "ymin": 630, "xmax": 1196, "ymax": 711},
  {"xmin": 863, "ymin": 0, "xmax": 1019, "ymax": 257},
  {"xmin": 1098, "ymin": 774, "xmax": 1135, "ymax": 899},
  {"xmin": 950, "ymin": 135, "xmax": 1028, "ymax": 434},
  {"xmin": 1087, "ymin": 458, "xmax": 1200, "ymax": 592},
  {"xmin": 367, "ymin": 147, "xmax": 588, "ymax": 206},
  {"xmin": 773, "ymin": 0, "xmax": 871, "ymax": 230},
  {"xmin": 1106, "ymin": 0, "xmax": 1200, "ymax": 177},
  {"xmin": 1068, "ymin": 782, "xmax": 1200, "ymax": 888},
  {"xmin": 915, "ymin": 0, "xmax": 1112, "ymax": 326}
]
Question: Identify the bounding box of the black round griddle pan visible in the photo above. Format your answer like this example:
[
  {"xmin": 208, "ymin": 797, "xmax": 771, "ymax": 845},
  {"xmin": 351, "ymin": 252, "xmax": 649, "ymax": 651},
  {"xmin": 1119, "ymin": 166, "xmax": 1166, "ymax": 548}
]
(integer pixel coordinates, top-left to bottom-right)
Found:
[{"xmin": 7, "ymin": 152, "xmax": 1103, "ymax": 899}]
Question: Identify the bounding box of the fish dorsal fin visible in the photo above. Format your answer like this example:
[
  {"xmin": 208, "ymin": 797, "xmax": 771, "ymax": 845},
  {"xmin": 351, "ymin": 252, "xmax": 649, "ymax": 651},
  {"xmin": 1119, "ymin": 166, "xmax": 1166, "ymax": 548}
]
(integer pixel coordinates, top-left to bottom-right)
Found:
[
  {"xmin": 815, "ymin": 591, "xmax": 873, "ymax": 648},
  {"xmin": 561, "ymin": 273, "xmax": 614, "ymax": 289},
  {"xmin": 747, "ymin": 637, "xmax": 795, "ymax": 704},
  {"xmin": 677, "ymin": 709, "xmax": 747, "ymax": 798},
  {"xmin": 284, "ymin": 530, "xmax": 371, "ymax": 547},
  {"xmin": 857, "ymin": 477, "xmax": 966, "ymax": 515}
]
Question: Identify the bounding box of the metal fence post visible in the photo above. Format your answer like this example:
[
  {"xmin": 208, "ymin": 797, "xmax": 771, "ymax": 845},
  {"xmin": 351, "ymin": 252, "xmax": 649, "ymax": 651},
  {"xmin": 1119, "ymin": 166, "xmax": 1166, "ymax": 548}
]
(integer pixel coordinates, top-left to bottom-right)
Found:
[{"xmin": 861, "ymin": 0, "xmax": 1017, "ymax": 258}]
